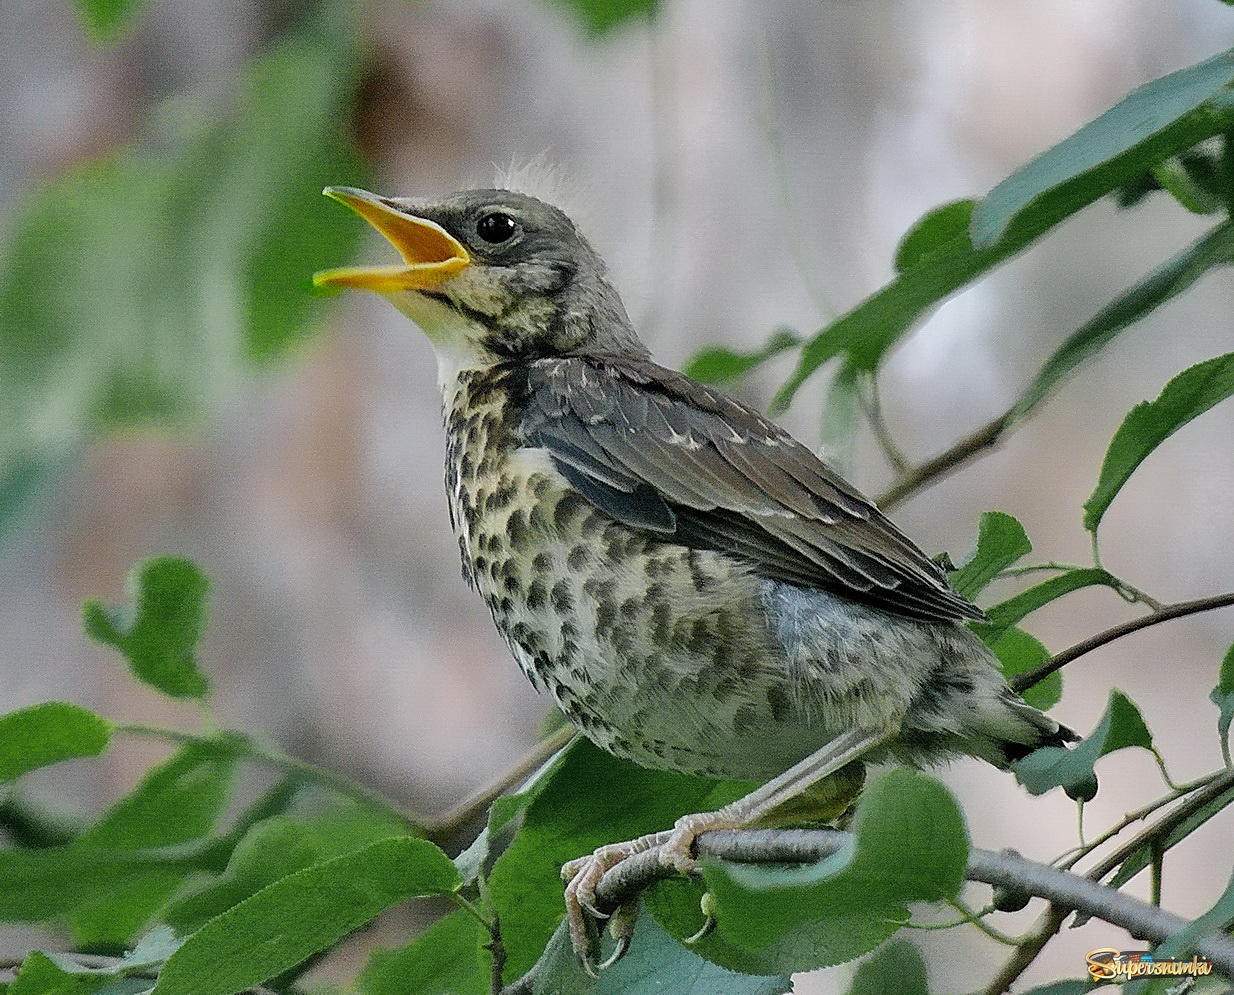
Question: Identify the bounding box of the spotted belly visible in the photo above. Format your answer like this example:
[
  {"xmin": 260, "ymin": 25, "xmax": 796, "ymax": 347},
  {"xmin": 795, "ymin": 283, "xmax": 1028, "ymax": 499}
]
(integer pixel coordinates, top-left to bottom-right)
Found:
[{"xmin": 446, "ymin": 433, "xmax": 841, "ymax": 778}]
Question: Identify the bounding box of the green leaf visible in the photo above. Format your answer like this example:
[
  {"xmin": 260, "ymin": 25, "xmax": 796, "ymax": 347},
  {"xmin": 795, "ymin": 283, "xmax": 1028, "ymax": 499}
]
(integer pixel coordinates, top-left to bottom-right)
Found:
[
  {"xmin": 695, "ymin": 769, "xmax": 968, "ymax": 973},
  {"xmin": 83, "ymin": 557, "xmax": 211, "ymax": 700},
  {"xmin": 1012, "ymin": 220, "xmax": 1234, "ymax": 421},
  {"xmin": 948, "ymin": 512, "xmax": 1032, "ymax": 600},
  {"xmin": 0, "ymin": 703, "xmax": 111, "ymax": 782},
  {"xmin": 545, "ymin": 0, "xmax": 658, "ymax": 35},
  {"xmin": 68, "ymin": 741, "xmax": 237, "ymax": 944},
  {"xmin": 1125, "ymin": 867, "xmax": 1234, "ymax": 994},
  {"xmin": 1015, "ymin": 689, "xmax": 1153, "ymax": 801},
  {"xmin": 521, "ymin": 913, "xmax": 790, "ymax": 995},
  {"xmin": 683, "ymin": 329, "xmax": 801, "ymax": 386},
  {"xmin": 977, "ymin": 568, "xmax": 1122, "ymax": 643},
  {"xmin": 820, "ymin": 361, "xmax": 862, "ymax": 479},
  {"xmin": 0, "ymin": 6, "xmax": 363, "ymax": 486},
  {"xmin": 894, "ymin": 200, "xmax": 976, "ymax": 273},
  {"xmin": 486, "ymin": 737, "xmax": 754, "ymax": 981},
  {"xmin": 164, "ymin": 805, "xmax": 414, "ymax": 933},
  {"xmin": 71, "ymin": 0, "xmax": 148, "ymax": 39},
  {"xmin": 847, "ymin": 941, "xmax": 928, "ymax": 995},
  {"xmin": 1151, "ymin": 158, "xmax": 1225, "ymax": 213},
  {"xmin": 355, "ymin": 910, "xmax": 488, "ymax": 995},
  {"xmin": 7, "ymin": 953, "xmax": 139, "ymax": 995},
  {"xmin": 1084, "ymin": 353, "xmax": 1234, "ymax": 532},
  {"xmin": 1021, "ymin": 983, "xmax": 1109, "ymax": 995},
  {"xmin": 987, "ymin": 627, "xmax": 1061, "ymax": 712},
  {"xmin": 771, "ymin": 53, "xmax": 1234, "ymax": 411},
  {"xmin": 1211, "ymin": 644, "xmax": 1234, "ymax": 765},
  {"xmin": 971, "ymin": 49, "xmax": 1234, "ymax": 247},
  {"xmin": 153, "ymin": 837, "xmax": 459, "ymax": 995}
]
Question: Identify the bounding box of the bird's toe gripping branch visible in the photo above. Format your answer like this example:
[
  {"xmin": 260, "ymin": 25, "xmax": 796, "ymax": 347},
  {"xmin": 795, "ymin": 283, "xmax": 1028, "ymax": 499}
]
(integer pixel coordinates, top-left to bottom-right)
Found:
[{"xmin": 560, "ymin": 808, "xmax": 748, "ymax": 973}]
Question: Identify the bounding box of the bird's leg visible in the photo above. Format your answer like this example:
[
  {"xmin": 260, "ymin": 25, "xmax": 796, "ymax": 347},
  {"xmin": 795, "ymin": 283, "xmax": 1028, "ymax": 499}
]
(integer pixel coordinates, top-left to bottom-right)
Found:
[
  {"xmin": 656, "ymin": 722, "xmax": 900, "ymax": 874},
  {"xmin": 562, "ymin": 722, "xmax": 899, "ymax": 970}
]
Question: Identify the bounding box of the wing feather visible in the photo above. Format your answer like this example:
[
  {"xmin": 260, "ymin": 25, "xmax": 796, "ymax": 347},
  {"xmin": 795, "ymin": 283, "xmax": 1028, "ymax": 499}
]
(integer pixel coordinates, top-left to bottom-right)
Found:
[{"xmin": 521, "ymin": 355, "xmax": 982, "ymax": 622}]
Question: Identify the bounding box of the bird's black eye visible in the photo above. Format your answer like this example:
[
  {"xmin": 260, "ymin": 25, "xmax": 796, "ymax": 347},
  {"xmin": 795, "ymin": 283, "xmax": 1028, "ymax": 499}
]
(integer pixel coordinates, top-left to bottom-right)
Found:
[{"xmin": 476, "ymin": 212, "xmax": 518, "ymax": 244}]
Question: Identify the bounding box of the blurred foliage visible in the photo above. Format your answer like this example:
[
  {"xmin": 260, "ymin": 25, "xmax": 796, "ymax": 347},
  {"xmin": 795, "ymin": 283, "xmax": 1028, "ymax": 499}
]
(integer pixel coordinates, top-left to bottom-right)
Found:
[
  {"xmin": 547, "ymin": 0, "xmax": 658, "ymax": 35},
  {"xmin": 2, "ymin": 8, "xmax": 1234, "ymax": 995},
  {"xmin": 0, "ymin": 2, "xmax": 364, "ymax": 533},
  {"xmin": 72, "ymin": 0, "xmax": 148, "ymax": 39}
]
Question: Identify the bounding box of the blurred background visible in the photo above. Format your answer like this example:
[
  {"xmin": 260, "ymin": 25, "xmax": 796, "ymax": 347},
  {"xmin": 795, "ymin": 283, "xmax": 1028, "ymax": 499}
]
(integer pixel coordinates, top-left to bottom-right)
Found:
[{"xmin": 3, "ymin": 0, "xmax": 1234, "ymax": 990}]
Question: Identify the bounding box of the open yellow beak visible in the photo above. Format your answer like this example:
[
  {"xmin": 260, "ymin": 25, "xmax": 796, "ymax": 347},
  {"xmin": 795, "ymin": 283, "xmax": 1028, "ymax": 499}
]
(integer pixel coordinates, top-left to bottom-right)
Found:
[{"xmin": 313, "ymin": 187, "xmax": 471, "ymax": 293}]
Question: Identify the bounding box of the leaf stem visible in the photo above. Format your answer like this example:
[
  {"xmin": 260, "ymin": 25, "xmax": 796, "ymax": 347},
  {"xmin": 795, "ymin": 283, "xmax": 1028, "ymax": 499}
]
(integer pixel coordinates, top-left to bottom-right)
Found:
[{"xmin": 857, "ymin": 372, "xmax": 911, "ymax": 474}]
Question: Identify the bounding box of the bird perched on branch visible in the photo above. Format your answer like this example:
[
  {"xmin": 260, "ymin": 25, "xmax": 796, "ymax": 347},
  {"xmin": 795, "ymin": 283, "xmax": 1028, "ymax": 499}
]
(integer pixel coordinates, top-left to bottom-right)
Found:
[{"xmin": 315, "ymin": 185, "xmax": 1074, "ymax": 973}]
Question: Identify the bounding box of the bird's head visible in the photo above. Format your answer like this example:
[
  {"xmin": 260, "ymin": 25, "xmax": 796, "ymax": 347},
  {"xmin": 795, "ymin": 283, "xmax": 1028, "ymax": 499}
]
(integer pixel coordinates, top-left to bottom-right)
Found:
[{"xmin": 314, "ymin": 187, "xmax": 646, "ymax": 384}]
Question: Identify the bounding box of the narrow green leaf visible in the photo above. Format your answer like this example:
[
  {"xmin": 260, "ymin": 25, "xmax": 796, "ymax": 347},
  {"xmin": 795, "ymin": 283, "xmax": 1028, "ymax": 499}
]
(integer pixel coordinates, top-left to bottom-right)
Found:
[
  {"xmin": 71, "ymin": 0, "xmax": 148, "ymax": 39},
  {"xmin": 153, "ymin": 837, "xmax": 459, "ymax": 995},
  {"xmin": 948, "ymin": 512, "xmax": 1032, "ymax": 600},
  {"xmin": 977, "ymin": 568, "xmax": 1121, "ymax": 642},
  {"xmin": 7, "ymin": 952, "xmax": 133, "ymax": 995},
  {"xmin": 0, "ymin": 703, "xmax": 111, "ymax": 782},
  {"xmin": 487, "ymin": 737, "xmax": 754, "ymax": 981},
  {"xmin": 0, "ymin": 847, "xmax": 181, "ymax": 923},
  {"xmin": 356, "ymin": 910, "xmax": 488, "ymax": 995},
  {"xmin": 820, "ymin": 361, "xmax": 862, "ymax": 479},
  {"xmin": 894, "ymin": 200, "xmax": 976, "ymax": 273},
  {"xmin": 987, "ymin": 627, "xmax": 1061, "ymax": 712},
  {"xmin": 771, "ymin": 54, "xmax": 1234, "ymax": 411},
  {"xmin": 682, "ymin": 329, "xmax": 801, "ymax": 385},
  {"xmin": 1084, "ymin": 353, "xmax": 1234, "ymax": 532},
  {"xmin": 697, "ymin": 769, "xmax": 968, "ymax": 973},
  {"xmin": 1211, "ymin": 644, "xmax": 1234, "ymax": 764},
  {"xmin": 83, "ymin": 557, "xmax": 211, "ymax": 700},
  {"xmin": 1125, "ymin": 867, "xmax": 1234, "ymax": 994},
  {"xmin": 71, "ymin": 741, "xmax": 235, "ymax": 944},
  {"xmin": 971, "ymin": 49, "xmax": 1234, "ymax": 247},
  {"xmin": 545, "ymin": 0, "xmax": 658, "ymax": 35},
  {"xmin": 848, "ymin": 941, "xmax": 929, "ymax": 995},
  {"xmin": 1151, "ymin": 159, "xmax": 1225, "ymax": 213},
  {"xmin": 165, "ymin": 805, "xmax": 414, "ymax": 933},
  {"xmin": 1015, "ymin": 689, "xmax": 1154, "ymax": 800},
  {"xmin": 1012, "ymin": 220, "xmax": 1234, "ymax": 421}
]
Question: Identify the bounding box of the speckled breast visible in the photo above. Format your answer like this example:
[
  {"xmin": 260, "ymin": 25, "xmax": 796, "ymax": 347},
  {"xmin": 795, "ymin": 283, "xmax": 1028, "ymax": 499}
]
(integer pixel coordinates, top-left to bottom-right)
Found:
[{"xmin": 439, "ymin": 366, "xmax": 841, "ymax": 780}]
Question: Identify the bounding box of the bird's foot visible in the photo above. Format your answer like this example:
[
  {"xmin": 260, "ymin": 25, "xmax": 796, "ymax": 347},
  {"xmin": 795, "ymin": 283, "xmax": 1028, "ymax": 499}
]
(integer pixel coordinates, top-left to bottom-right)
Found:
[
  {"xmin": 562, "ymin": 830, "xmax": 671, "ymax": 975},
  {"xmin": 561, "ymin": 807, "xmax": 746, "ymax": 972}
]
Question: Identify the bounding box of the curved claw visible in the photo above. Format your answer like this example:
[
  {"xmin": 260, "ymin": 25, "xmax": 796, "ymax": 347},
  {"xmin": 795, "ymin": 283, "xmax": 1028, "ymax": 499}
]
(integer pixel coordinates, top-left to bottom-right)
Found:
[
  {"xmin": 598, "ymin": 935, "xmax": 630, "ymax": 970},
  {"xmin": 580, "ymin": 951, "xmax": 601, "ymax": 980},
  {"xmin": 684, "ymin": 915, "xmax": 717, "ymax": 945}
]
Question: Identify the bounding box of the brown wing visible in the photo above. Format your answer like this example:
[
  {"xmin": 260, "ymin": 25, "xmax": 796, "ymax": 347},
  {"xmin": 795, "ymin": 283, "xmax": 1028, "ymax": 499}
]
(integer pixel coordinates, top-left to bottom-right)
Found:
[{"xmin": 519, "ymin": 355, "xmax": 983, "ymax": 623}]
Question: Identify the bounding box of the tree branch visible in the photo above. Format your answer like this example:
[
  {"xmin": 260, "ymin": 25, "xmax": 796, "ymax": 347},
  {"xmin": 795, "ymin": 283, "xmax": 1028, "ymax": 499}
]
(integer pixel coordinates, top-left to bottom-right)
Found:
[
  {"xmin": 1011, "ymin": 590, "xmax": 1234, "ymax": 693},
  {"xmin": 876, "ymin": 410, "xmax": 1013, "ymax": 510},
  {"xmin": 425, "ymin": 726, "xmax": 576, "ymax": 846},
  {"xmin": 579, "ymin": 828, "xmax": 1234, "ymax": 975},
  {"xmin": 984, "ymin": 769, "xmax": 1234, "ymax": 993}
]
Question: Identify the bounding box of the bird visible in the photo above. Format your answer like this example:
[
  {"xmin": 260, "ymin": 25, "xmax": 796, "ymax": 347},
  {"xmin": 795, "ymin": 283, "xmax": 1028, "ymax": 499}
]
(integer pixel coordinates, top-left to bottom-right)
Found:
[{"xmin": 314, "ymin": 184, "xmax": 1075, "ymax": 973}]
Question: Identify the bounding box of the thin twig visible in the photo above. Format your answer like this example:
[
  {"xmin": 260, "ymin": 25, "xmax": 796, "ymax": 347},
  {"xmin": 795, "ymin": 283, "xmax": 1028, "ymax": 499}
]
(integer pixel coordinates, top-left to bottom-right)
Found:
[
  {"xmin": 876, "ymin": 410, "xmax": 1014, "ymax": 510},
  {"xmin": 114, "ymin": 723, "xmax": 424, "ymax": 830},
  {"xmin": 857, "ymin": 373, "xmax": 912, "ymax": 474},
  {"xmin": 424, "ymin": 726, "xmax": 576, "ymax": 845},
  {"xmin": 1012, "ymin": 591, "xmax": 1234, "ymax": 693},
  {"xmin": 984, "ymin": 768, "xmax": 1234, "ymax": 993}
]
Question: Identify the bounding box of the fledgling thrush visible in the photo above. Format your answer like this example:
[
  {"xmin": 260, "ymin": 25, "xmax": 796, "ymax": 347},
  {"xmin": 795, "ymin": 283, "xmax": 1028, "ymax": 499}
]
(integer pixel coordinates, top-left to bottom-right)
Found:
[{"xmin": 315, "ymin": 185, "xmax": 1074, "ymax": 972}]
